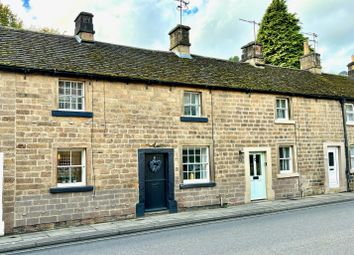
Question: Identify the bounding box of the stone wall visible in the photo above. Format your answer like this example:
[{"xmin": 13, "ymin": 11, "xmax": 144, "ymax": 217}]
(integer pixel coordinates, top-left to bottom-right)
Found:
[
  {"xmin": 0, "ymin": 72, "xmax": 16, "ymax": 233},
  {"xmin": 0, "ymin": 71, "xmax": 348, "ymax": 233}
]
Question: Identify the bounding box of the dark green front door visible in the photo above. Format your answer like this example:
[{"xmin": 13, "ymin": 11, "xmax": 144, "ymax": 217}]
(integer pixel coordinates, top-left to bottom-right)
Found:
[{"xmin": 145, "ymin": 153, "xmax": 167, "ymax": 211}]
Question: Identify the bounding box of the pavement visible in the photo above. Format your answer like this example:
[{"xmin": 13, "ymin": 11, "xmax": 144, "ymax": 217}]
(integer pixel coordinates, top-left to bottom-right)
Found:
[{"xmin": 1, "ymin": 192, "xmax": 354, "ymax": 253}]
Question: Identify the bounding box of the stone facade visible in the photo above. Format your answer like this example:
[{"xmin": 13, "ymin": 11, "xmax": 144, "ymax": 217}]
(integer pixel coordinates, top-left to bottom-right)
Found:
[{"xmin": 0, "ymin": 71, "xmax": 351, "ymax": 233}]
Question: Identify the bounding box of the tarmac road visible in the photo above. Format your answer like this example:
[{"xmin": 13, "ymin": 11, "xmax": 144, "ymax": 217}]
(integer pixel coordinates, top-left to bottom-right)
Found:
[{"xmin": 10, "ymin": 201, "xmax": 354, "ymax": 255}]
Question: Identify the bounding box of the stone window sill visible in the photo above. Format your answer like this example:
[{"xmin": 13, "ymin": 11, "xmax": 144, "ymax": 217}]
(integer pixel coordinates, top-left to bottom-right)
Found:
[
  {"xmin": 180, "ymin": 116, "xmax": 208, "ymax": 123},
  {"xmin": 52, "ymin": 110, "xmax": 93, "ymax": 118},
  {"xmin": 49, "ymin": 185, "xmax": 94, "ymax": 194},
  {"xmin": 277, "ymin": 173, "xmax": 299, "ymax": 179},
  {"xmin": 179, "ymin": 182, "xmax": 216, "ymax": 189},
  {"xmin": 346, "ymin": 122, "xmax": 354, "ymax": 126},
  {"xmin": 274, "ymin": 119, "xmax": 295, "ymax": 125}
]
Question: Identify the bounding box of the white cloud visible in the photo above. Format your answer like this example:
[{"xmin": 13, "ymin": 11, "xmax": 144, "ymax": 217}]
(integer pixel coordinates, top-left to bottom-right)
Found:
[{"xmin": 2, "ymin": 0, "xmax": 354, "ymax": 74}]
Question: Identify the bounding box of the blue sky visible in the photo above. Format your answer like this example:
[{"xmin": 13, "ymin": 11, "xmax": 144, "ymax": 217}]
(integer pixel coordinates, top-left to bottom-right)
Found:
[
  {"xmin": 21, "ymin": 0, "xmax": 30, "ymax": 10},
  {"xmin": 4, "ymin": 0, "xmax": 354, "ymax": 74}
]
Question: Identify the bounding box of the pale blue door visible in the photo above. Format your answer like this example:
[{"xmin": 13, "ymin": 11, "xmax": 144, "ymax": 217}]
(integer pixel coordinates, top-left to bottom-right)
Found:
[{"xmin": 250, "ymin": 152, "xmax": 267, "ymax": 200}]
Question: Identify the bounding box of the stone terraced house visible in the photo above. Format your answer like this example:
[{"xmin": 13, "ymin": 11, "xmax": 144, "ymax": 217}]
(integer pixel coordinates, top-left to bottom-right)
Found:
[{"xmin": 1, "ymin": 12, "xmax": 354, "ymax": 234}]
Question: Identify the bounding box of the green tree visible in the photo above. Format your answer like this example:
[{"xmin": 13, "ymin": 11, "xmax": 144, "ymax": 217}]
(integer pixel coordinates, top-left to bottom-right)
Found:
[
  {"xmin": 257, "ymin": 0, "xmax": 305, "ymax": 68},
  {"xmin": 37, "ymin": 27, "xmax": 61, "ymax": 34},
  {"xmin": 229, "ymin": 56, "xmax": 240, "ymax": 63},
  {"xmin": 0, "ymin": 3, "xmax": 23, "ymax": 29}
]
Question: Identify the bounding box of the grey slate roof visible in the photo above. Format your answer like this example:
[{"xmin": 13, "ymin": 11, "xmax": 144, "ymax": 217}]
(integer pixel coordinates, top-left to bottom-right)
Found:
[{"xmin": 1, "ymin": 26, "xmax": 354, "ymax": 99}]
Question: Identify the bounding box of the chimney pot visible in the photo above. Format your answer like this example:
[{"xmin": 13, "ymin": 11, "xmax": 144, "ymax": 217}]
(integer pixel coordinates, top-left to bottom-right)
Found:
[
  {"xmin": 303, "ymin": 39, "xmax": 310, "ymax": 55},
  {"xmin": 300, "ymin": 39, "xmax": 321, "ymax": 74},
  {"xmin": 169, "ymin": 25, "xmax": 191, "ymax": 58},
  {"xmin": 347, "ymin": 55, "xmax": 354, "ymax": 78},
  {"xmin": 75, "ymin": 12, "xmax": 95, "ymax": 43}
]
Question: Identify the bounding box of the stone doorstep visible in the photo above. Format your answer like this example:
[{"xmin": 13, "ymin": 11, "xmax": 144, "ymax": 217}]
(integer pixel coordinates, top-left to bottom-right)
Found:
[{"xmin": 0, "ymin": 192, "xmax": 354, "ymax": 253}]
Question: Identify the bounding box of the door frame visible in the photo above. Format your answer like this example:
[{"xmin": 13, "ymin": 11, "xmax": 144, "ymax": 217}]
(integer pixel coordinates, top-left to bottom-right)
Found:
[
  {"xmin": 249, "ymin": 152, "xmax": 267, "ymax": 200},
  {"xmin": 136, "ymin": 148, "xmax": 177, "ymax": 217},
  {"xmin": 244, "ymin": 147, "xmax": 275, "ymax": 203},
  {"xmin": 323, "ymin": 143, "xmax": 347, "ymax": 193}
]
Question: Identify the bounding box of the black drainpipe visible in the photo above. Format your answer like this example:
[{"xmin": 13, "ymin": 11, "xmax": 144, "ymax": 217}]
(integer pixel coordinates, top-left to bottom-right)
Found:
[{"xmin": 340, "ymin": 98, "xmax": 351, "ymax": 191}]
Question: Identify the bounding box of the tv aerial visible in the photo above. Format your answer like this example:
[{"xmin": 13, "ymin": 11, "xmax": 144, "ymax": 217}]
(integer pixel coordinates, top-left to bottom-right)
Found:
[
  {"xmin": 239, "ymin": 18, "xmax": 260, "ymax": 44},
  {"xmin": 303, "ymin": 32, "xmax": 319, "ymax": 53},
  {"xmin": 175, "ymin": 0, "xmax": 190, "ymax": 25}
]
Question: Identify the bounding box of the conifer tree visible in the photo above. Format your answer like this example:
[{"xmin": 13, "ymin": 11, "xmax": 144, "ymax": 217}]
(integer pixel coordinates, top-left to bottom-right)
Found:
[
  {"xmin": 257, "ymin": 0, "xmax": 304, "ymax": 68},
  {"xmin": 0, "ymin": 3, "xmax": 23, "ymax": 29}
]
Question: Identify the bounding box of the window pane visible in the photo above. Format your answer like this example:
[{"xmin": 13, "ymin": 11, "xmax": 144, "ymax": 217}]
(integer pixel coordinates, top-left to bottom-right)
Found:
[
  {"xmin": 72, "ymin": 151, "xmax": 82, "ymax": 165},
  {"xmin": 57, "ymin": 167, "xmax": 70, "ymax": 183},
  {"xmin": 184, "ymin": 93, "xmax": 190, "ymax": 105},
  {"xmin": 284, "ymin": 147, "xmax": 290, "ymax": 158},
  {"xmin": 71, "ymin": 167, "xmax": 82, "ymax": 182},
  {"xmin": 348, "ymin": 113, "xmax": 354, "ymax": 122},
  {"xmin": 351, "ymin": 148, "xmax": 354, "ymax": 156},
  {"xmin": 249, "ymin": 155, "xmax": 254, "ymax": 176},
  {"xmin": 194, "ymin": 94, "xmax": 200, "ymax": 105},
  {"xmin": 58, "ymin": 151, "xmax": 70, "ymax": 166},
  {"xmin": 191, "ymin": 106, "xmax": 197, "ymax": 116},
  {"xmin": 256, "ymin": 154, "xmax": 261, "ymax": 175},
  {"xmin": 281, "ymin": 100, "xmax": 286, "ymax": 108},
  {"xmin": 277, "ymin": 109, "xmax": 285, "ymax": 119},
  {"xmin": 71, "ymin": 97, "xmax": 77, "ymax": 110},
  {"xmin": 328, "ymin": 152, "xmax": 334, "ymax": 167},
  {"xmin": 184, "ymin": 106, "xmax": 191, "ymax": 116}
]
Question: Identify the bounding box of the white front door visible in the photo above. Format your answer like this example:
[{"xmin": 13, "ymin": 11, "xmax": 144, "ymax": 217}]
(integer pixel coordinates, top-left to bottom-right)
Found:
[
  {"xmin": 327, "ymin": 147, "xmax": 339, "ymax": 189},
  {"xmin": 250, "ymin": 152, "xmax": 267, "ymax": 200}
]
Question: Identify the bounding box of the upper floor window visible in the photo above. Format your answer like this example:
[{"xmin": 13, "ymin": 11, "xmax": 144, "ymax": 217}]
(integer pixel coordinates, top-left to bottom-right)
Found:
[
  {"xmin": 59, "ymin": 81, "xmax": 84, "ymax": 111},
  {"xmin": 276, "ymin": 98, "xmax": 289, "ymax": 120},
  {"xmin": 345, "ymin": 104, "xmax": 354, "ymax": 124},
  {"xmin": 279, "ymin": 146, "xmax": 293, "ymax": 174},
  {"xmin": 57, "ymin": 149, "xmax": 86, "ymax": 187},
  {"xmin": 183, "ymin": 92, "xmax": 201, "ymax": 117},
  {"xmin": 182, "ymin": 147, "xmax": 210, "ymax": 184}
]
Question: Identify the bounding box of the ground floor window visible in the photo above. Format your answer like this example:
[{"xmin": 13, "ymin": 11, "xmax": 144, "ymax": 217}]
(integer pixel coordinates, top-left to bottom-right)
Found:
[
  {"xmin": 57, "ymin": 149, "xmax": 86, "ymax": 186},
  {"xmin": 279, "ymin": 146, "xmax": 293, "ymax": 174},
  {"xmin": 182, "ymin": 147, "xmax": 210, "ymax": 184},
  {"xmin": 350, "ymin": 147, "xmax": 354, "ymax": 170}
]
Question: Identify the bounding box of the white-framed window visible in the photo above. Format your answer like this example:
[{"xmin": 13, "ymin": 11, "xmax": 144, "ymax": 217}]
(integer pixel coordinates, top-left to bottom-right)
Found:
[
  {"xmin": 57, "ymin": 149, "xmax": 86, "ymax": 187},
  {"xmin": 350, "ymin": 147, "xmax": 354, "ymax": 170},
  {"xmin": 183, "ymin": 92, "xmax": 201, "ymax": 117},
  {"xmin": 279, "ymin": 146, "xmax": 293, "ymax": 173},
  {"xmin": 276, "ymin": 98, "xmax": 289, "ymax": 120},
  {"xmin": 58, "ymin": 80, "xmax": 84, "ymax": 111},
  {"xmin": 345, "ymin": 104, "xmax": 354, "ymax": 124},
  {"xmin": 182, "ymin": 147, "xmax": 210, "ymax": 184}
]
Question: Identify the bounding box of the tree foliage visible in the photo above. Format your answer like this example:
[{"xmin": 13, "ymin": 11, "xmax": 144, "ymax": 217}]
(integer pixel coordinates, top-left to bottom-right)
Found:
[
  {"xmin": 0, "ymin": 3, "xmax": 23, "ymax": 29},
  {"xmin": 257, "ymin": 0, "xmax": 305, "ymax": 68},
  {"xmin": 36, "ymin": 27, "xmax": 61, "ymax": 34},
  {"xmin": 229, "ymin": 56, "xmax": 240, "ymax": 63}
]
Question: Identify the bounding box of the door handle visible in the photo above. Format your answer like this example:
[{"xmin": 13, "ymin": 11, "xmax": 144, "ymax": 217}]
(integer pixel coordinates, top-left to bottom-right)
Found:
[{"xmin": 253, "ymin": 176, "xmax": 259, "ymax": 180}]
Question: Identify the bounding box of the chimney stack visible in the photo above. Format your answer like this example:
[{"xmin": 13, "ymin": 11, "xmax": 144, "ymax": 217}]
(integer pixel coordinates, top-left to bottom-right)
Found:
[
  {"xmin": 75, "ymin": 12, "xmax": 95, "ymax": 43},
  {"xmin": 300, "ymin": 39, "xmax": 321, "ymax": 74},
  {"xmin": 241, "ymin": 42, "xmax": 265, "ymax": 67},
  {"xmin": 169, "ymin": 25, "xmax": 191, "ymax": 59},
  {"xmin": 347, "ymin": 55, "xmax": 354, "ymax": 79}
]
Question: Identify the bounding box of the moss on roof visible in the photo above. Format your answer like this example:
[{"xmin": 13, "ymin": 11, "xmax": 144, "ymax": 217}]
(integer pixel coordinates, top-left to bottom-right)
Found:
[{"xmin": 1, "ymin": 26, "xmax": 354, "ymax": 99}]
